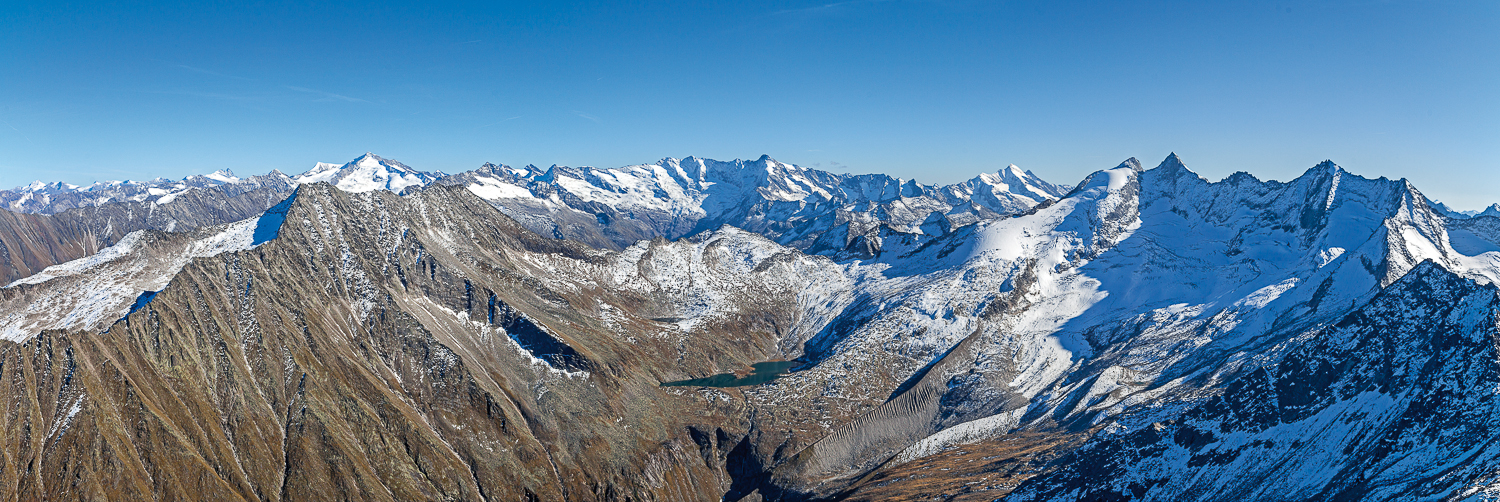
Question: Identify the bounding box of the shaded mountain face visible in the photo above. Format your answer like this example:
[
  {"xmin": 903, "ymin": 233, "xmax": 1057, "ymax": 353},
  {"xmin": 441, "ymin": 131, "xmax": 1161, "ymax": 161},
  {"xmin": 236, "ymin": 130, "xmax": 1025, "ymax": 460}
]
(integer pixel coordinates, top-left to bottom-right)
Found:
[{"xmin": 3, "ymin": 152, "xmax": 1500, "ymax": 501}]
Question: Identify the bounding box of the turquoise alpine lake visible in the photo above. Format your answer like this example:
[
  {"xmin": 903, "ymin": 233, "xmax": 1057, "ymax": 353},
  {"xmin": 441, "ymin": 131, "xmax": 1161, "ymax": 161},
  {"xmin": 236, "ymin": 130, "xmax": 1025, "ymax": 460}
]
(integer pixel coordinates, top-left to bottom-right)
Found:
[{"xmin": 660, "ymin": 361, "xmax": 799, "ymax": 388}]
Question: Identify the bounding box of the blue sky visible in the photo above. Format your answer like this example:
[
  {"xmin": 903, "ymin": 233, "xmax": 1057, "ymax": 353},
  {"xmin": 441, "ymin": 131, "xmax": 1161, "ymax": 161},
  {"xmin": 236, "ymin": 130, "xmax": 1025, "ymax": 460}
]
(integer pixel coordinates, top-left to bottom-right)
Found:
[{"xmin": 2, "ymin": 1, "xmax": 1497, "ymax": 208}]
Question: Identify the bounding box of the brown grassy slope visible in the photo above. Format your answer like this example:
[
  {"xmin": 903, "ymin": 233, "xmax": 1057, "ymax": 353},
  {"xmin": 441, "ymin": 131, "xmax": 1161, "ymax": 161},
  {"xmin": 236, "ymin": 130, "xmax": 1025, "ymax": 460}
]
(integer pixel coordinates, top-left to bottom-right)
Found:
[
  {"xmin": 0, "ymin": 183, "xmax": 818, "ymax": 501},
  {"xmin": 832, "ymin": 432, "xmax": 1089, "ymax": 502}
]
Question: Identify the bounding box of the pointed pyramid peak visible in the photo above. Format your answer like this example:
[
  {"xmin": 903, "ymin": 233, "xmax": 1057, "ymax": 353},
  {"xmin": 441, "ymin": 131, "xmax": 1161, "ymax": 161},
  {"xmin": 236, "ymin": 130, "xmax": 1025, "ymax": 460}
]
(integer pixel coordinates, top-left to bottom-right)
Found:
[
  {"xmin": 1479, "ymin": 204, "xmax": 1500, "ymax": 218},
  {"xmin": 537, "ymin": 165, "xmax": 559, "ymax": 182},
  {"xmin": 1158, "ymin": 153, "xmax": 1185, "ymax": 169},
  {"xmin": 1298, "ymin": 160, "xmax": 1345, "ymax": 181}
]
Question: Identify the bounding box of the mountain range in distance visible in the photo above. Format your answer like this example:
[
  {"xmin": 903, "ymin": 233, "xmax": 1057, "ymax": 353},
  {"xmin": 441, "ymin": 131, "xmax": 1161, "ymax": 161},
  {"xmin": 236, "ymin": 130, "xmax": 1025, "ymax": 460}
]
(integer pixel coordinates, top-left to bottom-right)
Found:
[{"xmin": 2, "ymin": 151, "xmax": 1500, "ymax": 501}]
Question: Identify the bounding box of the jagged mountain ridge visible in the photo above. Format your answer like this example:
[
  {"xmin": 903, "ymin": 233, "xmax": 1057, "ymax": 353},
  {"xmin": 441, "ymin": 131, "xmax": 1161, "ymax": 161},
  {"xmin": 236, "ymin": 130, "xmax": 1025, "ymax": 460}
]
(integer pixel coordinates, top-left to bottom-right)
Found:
[
  {"xmin": 6, "ymin": 152, "xmax": 1068, "ymax": 260},
  {"xmin": 824, "ymin": 156, "xmax": 1500, "ymax": 500},
  {"xmin": 2, "ymin": 169, "xmax": 295, "ymax": 214},
  {"xmin": 3, "ymin": 152, "xmax": 1500, "ymax": 500},
  {"xmin": 438, "ymin": 154, "xmax": 1070, "ymax": 256}
]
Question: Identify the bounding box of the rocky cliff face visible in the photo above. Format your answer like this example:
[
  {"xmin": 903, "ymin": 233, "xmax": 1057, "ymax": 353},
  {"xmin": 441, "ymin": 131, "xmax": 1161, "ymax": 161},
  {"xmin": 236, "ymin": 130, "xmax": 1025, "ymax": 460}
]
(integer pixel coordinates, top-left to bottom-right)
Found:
[{"xmin": 4, "ymin": 153, "xmax": 1500, "ymax": 501}]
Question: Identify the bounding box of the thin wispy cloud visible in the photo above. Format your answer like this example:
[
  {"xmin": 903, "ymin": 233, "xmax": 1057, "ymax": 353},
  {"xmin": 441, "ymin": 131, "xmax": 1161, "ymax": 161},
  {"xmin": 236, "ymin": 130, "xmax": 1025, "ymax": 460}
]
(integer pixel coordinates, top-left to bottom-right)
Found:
[
  {"xmin": 726, "ymin": 0, "xmax": 903, "ymax": 35},
  {"xmin": 0, "ymin": 119, "xmax": 31, "ymax": 143},
  {"xmin": 155, "ymin": 62, "xmax": 368, "ymax": 105},
  {"xmin": 771, "ymin": 0, "xmax": 894, "ymax": 17},
  {"xmin": 284, "ymin": 86, "xmax": 369, "ymax": 103},
  {"xmin": 152, "ymin": 59, "xmax": 256, "ymax": 81},
  {"xmin": 572, "ymin": 111, "xmax": 603, "ymax": 124},
  {"xmin": 147, "ymin": 89, "xmax": 263, "ymax": 102},
  {"xmin": 173, "ymin": 64, "xmax": 253, "ymax": 81},
  {"xmin": 477, "ymin": 116, "xmax": 523, "ymax": 129}
]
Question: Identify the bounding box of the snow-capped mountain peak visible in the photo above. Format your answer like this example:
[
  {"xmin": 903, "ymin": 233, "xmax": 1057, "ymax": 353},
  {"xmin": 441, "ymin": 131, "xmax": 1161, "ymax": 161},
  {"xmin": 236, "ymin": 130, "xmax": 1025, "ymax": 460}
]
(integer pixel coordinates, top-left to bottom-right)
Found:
[
  {"xmin": 1159, "ymin": 152, "xmax": 1187, "ymax": 171},
  {"xmin": 3, "ymin": 166, "xmax": 299, "ymax": 214},
  {"xmin": 988, "ymin": 163, "xmax": 1069, "ymax": 201},
  {"xmin": 20, "ymin": 180, "xmax": 79, "ymax": 193},
  {"xmin": 1478, "ymin": 203, "xmax": 1500, "ymax": 219},
  {"xmin": 293, "ymin": 153, "xmax": 442, "ymax": 193},
  {"xmin": 204, "ymin": 169, "xmax": 239, "ymax": 183}
]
